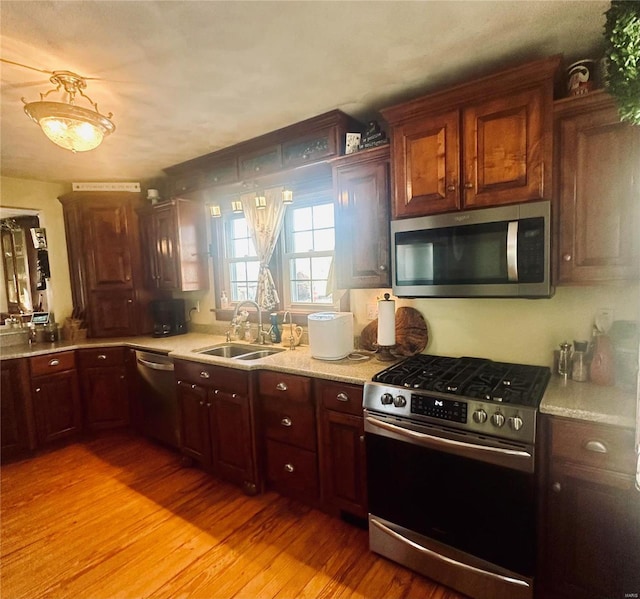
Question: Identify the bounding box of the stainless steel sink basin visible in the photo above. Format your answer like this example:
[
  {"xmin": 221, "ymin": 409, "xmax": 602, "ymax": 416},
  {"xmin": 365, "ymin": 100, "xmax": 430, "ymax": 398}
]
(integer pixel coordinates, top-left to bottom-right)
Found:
[{"xmin": 194, "ymin": 343, "xmax": 284, "ymax": 360}]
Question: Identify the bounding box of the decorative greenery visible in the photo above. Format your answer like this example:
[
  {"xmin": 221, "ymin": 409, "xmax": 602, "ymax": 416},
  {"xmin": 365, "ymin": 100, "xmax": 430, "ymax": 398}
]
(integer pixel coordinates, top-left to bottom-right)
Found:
[{"xmin": 603, "ymin": 0, "xmax": 640, "ymax": 125}]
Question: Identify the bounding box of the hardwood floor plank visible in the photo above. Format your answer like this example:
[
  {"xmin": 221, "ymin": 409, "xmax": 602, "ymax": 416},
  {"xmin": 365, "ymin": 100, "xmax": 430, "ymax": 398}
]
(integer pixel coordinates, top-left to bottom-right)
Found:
[{"xmin": 1, "ymin": 433, "xmax": 468, "ymax": 599}]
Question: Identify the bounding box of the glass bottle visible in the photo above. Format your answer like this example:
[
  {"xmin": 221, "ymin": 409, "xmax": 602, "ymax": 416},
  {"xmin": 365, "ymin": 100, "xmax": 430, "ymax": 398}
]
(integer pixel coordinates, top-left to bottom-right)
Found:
[
  {"xmin": 558, "ymin": 342, "xmax": 572, "ymax": 377},
  {"xmin": 270, "ymin": 313, "xmax": 281, "ymax": 343}
]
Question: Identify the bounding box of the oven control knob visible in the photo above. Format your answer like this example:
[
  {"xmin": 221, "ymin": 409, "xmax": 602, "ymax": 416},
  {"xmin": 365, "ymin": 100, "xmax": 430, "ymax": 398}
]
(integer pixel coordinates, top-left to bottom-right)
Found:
[
  {"xmin": 509, "ymin": 416, "xmax": 524, "ymax": 431},
  {"xmin": 491, "ymin": 412, "xmax": 505, "ymax": 428},
  {"xmin": 393, "ymin": 395, "xmax": 407, "ymax": 408},
  {"xmin": 472, "ymin": 409, "xmax": 488, "ymax": 424},
  {"xmin": 381, "ymin": 393, "xmax": 394, "ymax": 405}
]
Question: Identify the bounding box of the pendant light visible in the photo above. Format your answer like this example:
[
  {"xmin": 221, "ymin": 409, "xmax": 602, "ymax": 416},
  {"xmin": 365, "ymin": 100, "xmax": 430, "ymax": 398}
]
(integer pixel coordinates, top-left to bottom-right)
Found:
[{"xmin": 22, "ymin": 71, "xmax": 115, "ymax": 153}]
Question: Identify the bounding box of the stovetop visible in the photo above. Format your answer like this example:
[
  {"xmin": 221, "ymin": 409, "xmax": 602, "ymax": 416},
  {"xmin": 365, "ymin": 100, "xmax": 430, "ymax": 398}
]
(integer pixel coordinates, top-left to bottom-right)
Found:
[{"xmin": 373, "ymin": 354, "xmax": 550, "ymax": 408}]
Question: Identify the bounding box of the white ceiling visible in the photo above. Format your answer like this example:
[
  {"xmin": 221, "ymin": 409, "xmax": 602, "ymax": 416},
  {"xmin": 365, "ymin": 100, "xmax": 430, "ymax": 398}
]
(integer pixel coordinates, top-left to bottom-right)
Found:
[{"xmin": 1, "ymin": 0, "xmax": 609, "ymax": 186}]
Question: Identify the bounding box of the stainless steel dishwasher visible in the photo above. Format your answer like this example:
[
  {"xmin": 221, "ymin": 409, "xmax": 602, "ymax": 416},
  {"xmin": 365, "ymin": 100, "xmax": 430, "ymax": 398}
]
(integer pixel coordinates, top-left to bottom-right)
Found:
[{"xmin": 135, "ymin": 350, "xmax": 180, "ymax": 449}]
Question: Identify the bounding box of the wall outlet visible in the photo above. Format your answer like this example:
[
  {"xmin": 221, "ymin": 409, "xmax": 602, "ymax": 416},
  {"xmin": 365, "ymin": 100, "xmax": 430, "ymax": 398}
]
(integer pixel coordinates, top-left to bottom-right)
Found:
[
  {"xmin": 366, "ymin": 302, "xmax": 378, "ymax": 320},
  {"xmin": 595, "ymin": 308, "xmax": 613, "ymax": 333}
]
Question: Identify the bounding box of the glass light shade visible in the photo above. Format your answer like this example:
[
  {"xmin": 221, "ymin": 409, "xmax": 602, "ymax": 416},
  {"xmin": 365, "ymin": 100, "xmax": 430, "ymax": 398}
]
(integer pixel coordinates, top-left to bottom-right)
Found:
[
  {"xmin": 282, "ymin": 188, "xmax": 293, "ymax": 204},
  {"xmin": 23, "ymin": 101, "xmax": 115, "ymax": 153},
  {"xmin": 209, "ymin": 205, "xmax": 222, "ymax": 218},
  {"xmin": 231, "ymin": 200, "xmax": 243, "ymax": 213},
  {"xmin": 255, "ymin": 195, "xmax": 267, "ymax": 210}
]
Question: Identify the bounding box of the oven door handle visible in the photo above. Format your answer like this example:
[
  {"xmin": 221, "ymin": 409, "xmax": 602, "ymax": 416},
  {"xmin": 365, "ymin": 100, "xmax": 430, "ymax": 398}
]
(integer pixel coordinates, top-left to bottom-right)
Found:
[
  {"xmin": 365, "ymin": 415, "xmax": 533, "ymax": 471},
  {"xmin": 369, "ymin": 516, "xmax": 531, "ymax": 590}
]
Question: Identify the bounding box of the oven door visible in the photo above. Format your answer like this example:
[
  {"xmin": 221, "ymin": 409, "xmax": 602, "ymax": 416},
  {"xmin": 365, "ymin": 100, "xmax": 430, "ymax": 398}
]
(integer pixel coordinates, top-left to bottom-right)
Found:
[{"xmin": 365, "ymin": 411, "xmax": 536, "ymax": 599}]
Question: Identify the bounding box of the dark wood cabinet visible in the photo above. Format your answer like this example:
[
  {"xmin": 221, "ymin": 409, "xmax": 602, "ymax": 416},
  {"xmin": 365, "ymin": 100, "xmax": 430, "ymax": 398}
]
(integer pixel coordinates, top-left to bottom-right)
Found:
[
  {"xmin": 59, "ymin": 192, "xmax": 152, "ymax": 338},
  {"xmin": 554, "ymin": 91, "xmax": 640, "ymax": 284},
  {"xmin": 175, "ymin": 359, "xmax": 258, "ymax": 493},
  {"xmin": 332, "ymin": 145, "xmax": 391, "ymax": 288},
  {"xmin": 78, "ymin": 348, "xmax": 130, "ymax": 430},
  {"xmin": 258, "ymin": 371, "xmax": 318, "ymax": 504},
  {"xmin": 316, "ymin": 379, "xmax": 367, "ymax": 518},
  {"xmin": 138, "ymin": 198, "xmax": 208, "ymax": 292},
  {"xmin": 539, "ymin": 416, "xmax": 640, "ymax": 599},
  {"xmin": 382, "ymin": 56, "xmax": 558, "ymax": 218},
  {"xmin": 29, "ymin": 351, "xmax": 82, "ymax": 446},
  {"xmin": 1, "ymin": 358, "xmax": 35, "ymax": 460}
]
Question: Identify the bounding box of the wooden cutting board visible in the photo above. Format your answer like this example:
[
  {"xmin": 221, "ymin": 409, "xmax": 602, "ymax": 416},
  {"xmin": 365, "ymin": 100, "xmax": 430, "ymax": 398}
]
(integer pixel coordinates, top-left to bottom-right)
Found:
[{"xmin": 360, "ymin": 306, "xmax": 429, "ymax": 356}]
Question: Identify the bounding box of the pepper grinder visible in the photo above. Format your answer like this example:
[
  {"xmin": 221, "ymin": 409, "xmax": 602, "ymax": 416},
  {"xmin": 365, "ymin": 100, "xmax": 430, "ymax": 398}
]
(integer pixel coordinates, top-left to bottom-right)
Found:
[{"xmin": 558, "ymin": 342, "xmax": 572, "ymax": 378}]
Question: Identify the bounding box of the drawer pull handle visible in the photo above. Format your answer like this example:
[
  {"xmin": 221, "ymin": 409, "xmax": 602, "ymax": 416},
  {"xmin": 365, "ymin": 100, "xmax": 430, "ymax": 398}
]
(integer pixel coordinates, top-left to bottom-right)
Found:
[
  {"xmin": 97, "ymin": 354, "xmax": 107, "ymax": 360},
  {"xmin": 35, "ymin": 387, "xmax": 41, "ymax": 393},
  {"xmin": 49, "ymin": 359, "xmax": 60, "ymax": 367},
  {"xmin": 284, "ymin": 463, "xmax": 295, "ymax": 473},
  {"xmin": 337, "ymin": 392, "xmax": 349, "ymax": 402},
  {"xmin": 584, "ymin": 440, "xmax": 608, "ymax": 454},
  {"xmin": 281, "ymin": 417, "xmax": 292, "ymax": 427},
  {"xmin": 191, "ymin": 384, "xmax": 197, "ymax": 390},
  {"xmin": 552, "ymin": 482, "xmax": 562, "ymax": 493},
  {"xmin": 276, "ymin": 382, "xmax": 288, "ymax": 391},
  {"xmin": 199, "ymin": 401, "xmax": 204, "ymax": 406},
  {"xmin": 200, "ymin": 371, "xmax": 210, "ymax": 379}
]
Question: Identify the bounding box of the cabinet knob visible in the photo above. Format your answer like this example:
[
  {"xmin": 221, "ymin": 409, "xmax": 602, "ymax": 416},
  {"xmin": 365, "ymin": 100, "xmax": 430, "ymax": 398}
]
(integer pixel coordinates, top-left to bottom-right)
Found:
[
  {"xmin": 378, "ymin": 265, "xmax": 387, "ymax": 271},
  {"xmin": 97, "ymin": 354, "xmax": 107, "ymax": 360},
  {"xmin": 49, "ymin": 359, "xmax": 60, "ymax": 367},
  {"xmin": 447, "ymin": 184, "xmax": 456, "ymax": 192},
  {"xmin": 127, "ymin": 299, "xmax": 133, "ymax": 304},
  {"xmin": 284, "ymin": 463, "xmax": 295, "ymax": 473},
  {"xmin": 177, "ymin": 380, "xmax": 182, "ymax": 385},
  {"xmin": 276, "ymin": 382, "xmax": 288, "ymax": 391},
  {"xmin": 584, "ymin": 440, "xmax": 608, "ymax": 454},
  {"xmin": 281, "ymin": 417, "xmax": 292, "ymax": 427},
  {"xmin": 552, "ymin": 482, "xmax": 562, "ymax": 493},
  {"xmin": 360, "ymin": 435, "xmax": 365, "ymax": 443},
  {"xmin": 200, "ymin": 371, "xmax": 210, "ymax": 379},
  {"xmin": 120, "ymin": 375, "xmax": 125, "ymax": 380},
  {"xmin": 206, "ymin": 403, "xmax": 211, "ymax": 408},
  {"xmin": 35, "ymin": 387, "xmax": 41, "ymax": 393},
  {"xmin": 563, "ymin": 254, "xmax": 572, "ymax": 262},
  {"xmin": 336, "ymin": 392, "xmax": 349, "ymax": 402},
  {"xmin": 199, "ymin": 401, "xmax": 204, "ymax": 406},
  {"xmin": 464, "ymin": 183, "xmax": 473, "ymax": 189},
  {"xmin": 191, "ymin": 384, "xmax": 197, "ymax": 389}
]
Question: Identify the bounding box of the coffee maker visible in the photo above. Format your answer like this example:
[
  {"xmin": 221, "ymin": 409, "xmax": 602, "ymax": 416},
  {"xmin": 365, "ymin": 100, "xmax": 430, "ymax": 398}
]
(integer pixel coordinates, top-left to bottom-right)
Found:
[{"xmin": 150, "ymin": 299, "xmax": 187, "ymax": 337}]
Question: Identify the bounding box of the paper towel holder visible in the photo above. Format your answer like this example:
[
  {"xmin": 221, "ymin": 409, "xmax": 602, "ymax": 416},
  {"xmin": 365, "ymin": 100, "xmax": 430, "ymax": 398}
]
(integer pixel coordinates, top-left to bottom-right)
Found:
[{"xmin": 376, "ymin": 293, "xmax": 397, "ymax": 362}]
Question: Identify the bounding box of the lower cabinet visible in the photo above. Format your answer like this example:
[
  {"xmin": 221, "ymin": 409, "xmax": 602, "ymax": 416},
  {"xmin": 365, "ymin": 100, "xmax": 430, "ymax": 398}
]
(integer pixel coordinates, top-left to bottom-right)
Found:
[
  {"xmin": 78, "ymin": 347, "xmax": 131, "ymax": 430},
  {"xmin": 29, "ymin": 351, "xmax": 82, "ymax": 446},
  {"xmin": 175, "ymin": 359, "xmax": 258, "ymax": 494},
  {"xmin": 317, "ymin": 379, "xmax": 367, "ymax": 518},
  {"xmin": 538, "ymin": 416, "xmax": 640, "ymax": 599},
  {"xmin": 1, "ymin": 358, "xmax": 35, "ymax": 460},
  {"xmin": 258, "ymin": 371, "xmax": 319, "ymax": 505}
]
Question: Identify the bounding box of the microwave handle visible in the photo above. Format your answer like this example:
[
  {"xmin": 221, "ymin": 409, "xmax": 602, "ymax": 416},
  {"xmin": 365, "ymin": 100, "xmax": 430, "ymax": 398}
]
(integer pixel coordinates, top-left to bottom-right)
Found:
[{"xmin": 507, "ymin": 221, "xmax": 518, "ymax": 282}]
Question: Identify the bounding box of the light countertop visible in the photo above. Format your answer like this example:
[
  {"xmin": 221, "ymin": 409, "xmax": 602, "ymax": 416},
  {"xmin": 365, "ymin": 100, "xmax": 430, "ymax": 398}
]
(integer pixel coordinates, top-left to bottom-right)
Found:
[{"xmin": 2, "ymin": 332, "xmax": 636, "ymax": 428}]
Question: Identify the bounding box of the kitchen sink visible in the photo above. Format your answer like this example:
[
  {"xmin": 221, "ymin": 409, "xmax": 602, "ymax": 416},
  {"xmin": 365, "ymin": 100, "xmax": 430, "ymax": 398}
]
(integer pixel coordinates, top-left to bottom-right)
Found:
[{"xmin": 194, "ymin": 343, "xmax": 284, "ymax": 360}]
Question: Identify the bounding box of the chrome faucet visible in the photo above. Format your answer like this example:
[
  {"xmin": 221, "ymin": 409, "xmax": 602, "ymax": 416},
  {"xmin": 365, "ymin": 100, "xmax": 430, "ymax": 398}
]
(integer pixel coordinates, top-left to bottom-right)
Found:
[
  {"xmin": 233, "ymin": 300, "xmax": 266, "ymax": 344},
  {"xmin": 282, "ymin": 310, "xmax": 295, "ymax": 351}
]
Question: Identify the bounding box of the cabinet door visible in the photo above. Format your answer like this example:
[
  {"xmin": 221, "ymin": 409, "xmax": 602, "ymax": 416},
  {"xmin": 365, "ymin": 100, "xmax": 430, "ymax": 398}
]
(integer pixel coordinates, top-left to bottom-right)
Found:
[
  {"xmin": 176, "ymin": 380, "xmax": 211, "ymax": 466},
  {"xmin": 1, "ymin": 359, "xmax": 33, "ymax": 459},
  {"xmin": 556, "ymin": 101, "xmax": 640, "ymax": 283},
  {"xmin": 151, "ymin": 205, "xmax": 182, "ymax": 290},
  {"xmin": 32, "ymin": 370, "xmax": 82, "ymax": 446},
  {"xmin": 138, "ymin": 210, "xmax": 159, "ymax": 289},
  {"xmin": 84, "ymin": 203, "xmax": 134, "ymax": 289},
  {"xmin": 321, "ymin": 409, "xmax": 367, "ymax": 518},
  {"xmin": 334, "ymin": 148, "xmax": 391, "ymax": 288},
  {"xmin": 88, "ymin": 290, "xmax": 137, "ymax": 337},
  {"xmin": 209, "ymin": 389, "xmax": 255, "ymax": 490},
  {"xmin": 544, "ymin": 463, "xmax": 640, "ymax": 599},
  {"xmin": 391, "ymin": 109, "xmax": 460, "ymax": 217},
  {"xmin": 463, "ymin": 87, "xmax": 545, "ymax": 208},
  {"xmin": 81, "ymin": 365, "xmax": 129, "ymax": 430}
]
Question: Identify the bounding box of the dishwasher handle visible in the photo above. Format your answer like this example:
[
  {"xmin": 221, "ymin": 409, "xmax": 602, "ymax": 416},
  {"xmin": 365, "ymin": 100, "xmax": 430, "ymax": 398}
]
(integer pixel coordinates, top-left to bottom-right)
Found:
[{"xmin": 137, "ymin": 357, "xmax": 175, "ymax": 371}]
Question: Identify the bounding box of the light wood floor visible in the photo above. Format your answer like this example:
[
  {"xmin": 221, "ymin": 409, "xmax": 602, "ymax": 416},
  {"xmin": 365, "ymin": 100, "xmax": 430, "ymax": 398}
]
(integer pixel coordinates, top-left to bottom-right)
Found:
[{"xmin": 1, "ymin": 432, "xmax": 468, "ymax": 599}]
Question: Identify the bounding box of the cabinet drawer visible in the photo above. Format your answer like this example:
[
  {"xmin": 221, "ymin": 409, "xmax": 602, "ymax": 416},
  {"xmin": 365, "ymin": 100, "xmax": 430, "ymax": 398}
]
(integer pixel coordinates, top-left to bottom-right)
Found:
[
  {"xmin": 316, "ymin": 379, "xmax": 363, "ymax": 416},
  {"xmin": 258, "ymin": 371, "xmax": 311, "ymax": 403},
  {"xmin": 265, "ymin": 439, "xmax": 318, "ymax": 502},
  {"xmin": 78, "ymin": 347, "xmax": 125, "ymax": 368},
  {"xmin": 262, "ymin": 397, "xmax": 316, "ymax": 451},
  {"xmin": 174, "ymin": 359, "xmax": 248, "ymax": 394},
  {"xmin": 30, "ymin": 351, "xmax": 76, "ymax": 377},
  {"xmin": 550, "ymin": 418, "xmax": 636, "ymax": 475}
]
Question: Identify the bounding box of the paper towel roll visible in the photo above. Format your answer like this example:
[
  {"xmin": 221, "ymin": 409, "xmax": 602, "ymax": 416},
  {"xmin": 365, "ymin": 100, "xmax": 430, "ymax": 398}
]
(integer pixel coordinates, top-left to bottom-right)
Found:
[{"xmin": 377, "ymin": 295, "xmax": 396, "ymax": 346}]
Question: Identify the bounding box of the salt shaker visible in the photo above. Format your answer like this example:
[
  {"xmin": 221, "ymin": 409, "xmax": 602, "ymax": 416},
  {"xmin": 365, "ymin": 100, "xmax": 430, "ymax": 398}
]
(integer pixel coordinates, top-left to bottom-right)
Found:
[{"xmin": 558, "ymin": 342, "xmax": 572, "ymax": 377}]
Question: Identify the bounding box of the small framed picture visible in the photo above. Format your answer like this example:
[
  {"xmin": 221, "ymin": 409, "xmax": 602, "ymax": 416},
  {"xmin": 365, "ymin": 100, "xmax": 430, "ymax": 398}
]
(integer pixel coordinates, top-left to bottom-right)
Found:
[{"xmin": 345, "ymin": 132, "xmax": 361, "ymax": 154}]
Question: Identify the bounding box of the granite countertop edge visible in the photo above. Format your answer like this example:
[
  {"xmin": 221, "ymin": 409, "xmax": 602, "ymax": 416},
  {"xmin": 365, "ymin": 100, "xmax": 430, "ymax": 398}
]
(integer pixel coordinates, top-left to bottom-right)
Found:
[{"xmin": 2, "ymin": 333, "xmax": 636, "ymax": 427}]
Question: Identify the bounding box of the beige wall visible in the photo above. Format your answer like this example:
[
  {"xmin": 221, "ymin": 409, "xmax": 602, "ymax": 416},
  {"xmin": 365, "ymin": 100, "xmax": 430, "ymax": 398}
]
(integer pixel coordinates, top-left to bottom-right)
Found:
[
  {"xmin": 351, "ymin": 285, "xmax": 640, "ymax": 367},
  {"xmin": 0, "ymin": 176, "xmax": 72, "ymax": 322}
]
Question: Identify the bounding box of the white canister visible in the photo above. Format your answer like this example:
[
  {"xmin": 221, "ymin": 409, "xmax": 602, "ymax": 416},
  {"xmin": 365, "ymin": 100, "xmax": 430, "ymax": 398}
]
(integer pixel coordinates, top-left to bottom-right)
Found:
[{"xmin": 307, "ymin": 312, "xmax": 354, "ymax": 360}]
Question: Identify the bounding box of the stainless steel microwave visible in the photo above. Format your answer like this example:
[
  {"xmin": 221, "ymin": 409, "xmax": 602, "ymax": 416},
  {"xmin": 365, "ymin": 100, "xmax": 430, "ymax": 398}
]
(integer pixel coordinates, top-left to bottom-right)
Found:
[{"xmin": 391, "ymin": 201, "xmax": 552, "ymax": 298}]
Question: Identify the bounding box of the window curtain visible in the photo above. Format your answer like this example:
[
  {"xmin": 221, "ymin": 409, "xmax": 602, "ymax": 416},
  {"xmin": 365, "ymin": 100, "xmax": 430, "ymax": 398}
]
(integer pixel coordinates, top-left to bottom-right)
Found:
[{"xmin": 240, "ymin": 187, "xmax": 286, "ymax": 312}]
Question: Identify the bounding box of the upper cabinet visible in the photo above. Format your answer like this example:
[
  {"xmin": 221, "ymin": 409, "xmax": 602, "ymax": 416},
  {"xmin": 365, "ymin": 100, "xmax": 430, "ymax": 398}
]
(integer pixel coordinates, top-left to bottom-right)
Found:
[
  {"xmin": 163, "ymin": 110, "xmax": 362, "ymax": 196},
  {"xmin": 332, "ymin": 145, "xmax": 391, "ymax": 289},
  {"xmin": 554, "ymin": 91, "xmax": 640, "ymax": 285},
  {"xmin": 59, "ymin": 192, "xmax": 152, "ymax": 338},
  {"xmin": 381, "ymin": 56, "xmax": 560, "ymax": 218},
  {"xmin": 138, "ymin": 198, "xmax": 209, "ymax": 292}
]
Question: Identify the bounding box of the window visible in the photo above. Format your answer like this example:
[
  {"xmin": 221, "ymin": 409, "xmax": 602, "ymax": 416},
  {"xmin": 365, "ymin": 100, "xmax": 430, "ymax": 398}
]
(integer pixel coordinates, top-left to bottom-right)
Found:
[{"xmin": 213, "ymin": 188, "xmax": 337, "ymax": 312}]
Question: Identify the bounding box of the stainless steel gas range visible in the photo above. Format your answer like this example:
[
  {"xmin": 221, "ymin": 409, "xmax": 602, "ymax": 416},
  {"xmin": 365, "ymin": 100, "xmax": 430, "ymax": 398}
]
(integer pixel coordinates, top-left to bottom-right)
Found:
[{"xmin": 363, "ymin": 354, "xmax": 551, "ymax": 599}]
